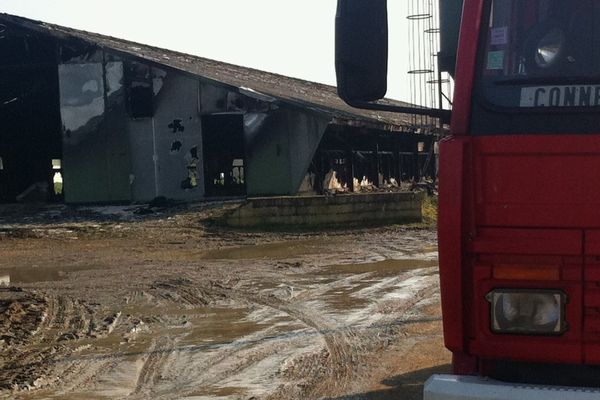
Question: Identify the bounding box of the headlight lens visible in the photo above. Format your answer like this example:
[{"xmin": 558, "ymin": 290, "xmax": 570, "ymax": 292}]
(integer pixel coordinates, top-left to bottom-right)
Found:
[{"xmin": 487, "ymin": 290, "xmax": 567, "ymax": 335}]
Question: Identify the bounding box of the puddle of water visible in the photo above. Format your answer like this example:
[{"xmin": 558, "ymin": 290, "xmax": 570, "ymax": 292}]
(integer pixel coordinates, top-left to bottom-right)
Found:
[
  {"xmin": 323, "ymin": 285, "xmax": 371, "ymax": 311},
  {"xmin": 180, "ymin": 307, "xmax": 265, "ymax": 346},
  {"xmin": 187, "ymin": 386, "xmax": 249, "ymax": 398},
  {"xmin": 321, "ymin": 258, "xmax": 438, "ymax": 278},
  {"xmin": 246, "ymin": 280, "xmax": 281, "ymax": 292},
  {"xmin": 200, "ymin": 239, "xmax": 332, "ymax": 260},
  {"xmin": 121, "ymin": 303, "xmax": 199, "ymax": 318},
  {"xmin": 113, "ymin": 303, "xmax": 266, "ymax": 347},
  {"xmin": 0, "ymin": 265, "xmax": 106, "ymax": 284},
  {"xmin": 180, "ymin": 308, "xmax": 305, "ymax": 349},
  {"xmin": 27, "ymin": 391, "xmax": 111, "ymax": 400},
  {"xmin": 419, "ymin": 245, "xmax": 438, "ymax": 253},
  {"xmin": 106, "ymin": 303, "xmax": 301, "ymax": 352}
]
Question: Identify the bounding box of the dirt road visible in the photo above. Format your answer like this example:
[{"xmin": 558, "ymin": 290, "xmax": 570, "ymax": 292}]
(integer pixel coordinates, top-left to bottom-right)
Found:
[{"xmin": 0, "ymin": 203, "xmax": 450, "ymax": 399}]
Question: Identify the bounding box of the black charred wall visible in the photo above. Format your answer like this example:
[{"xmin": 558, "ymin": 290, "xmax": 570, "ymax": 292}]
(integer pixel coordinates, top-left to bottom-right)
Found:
[{"xmin": 0, "ymin": 24, "xmax": 61, "ymax": 202}]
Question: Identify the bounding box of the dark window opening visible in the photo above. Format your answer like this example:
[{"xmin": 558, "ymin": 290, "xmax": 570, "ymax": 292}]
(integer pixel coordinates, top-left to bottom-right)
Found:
[
  {"xmin": 481, "ymin": 0, "xmax": 596, "ymax": 82},
  {"xmin": 125, "ymin": 61, "xmax": 153, "ymax": 118},
  {"xmin": 477, "ymin": 0, "xmax": 600, "ymax": 109},
  {"xmin": 201, "ymin": 114, "xmax": 246, "ymax": 197}
]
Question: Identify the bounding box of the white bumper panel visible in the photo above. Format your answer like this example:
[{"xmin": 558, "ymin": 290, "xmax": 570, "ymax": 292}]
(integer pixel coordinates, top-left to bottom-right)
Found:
[{"xmin": 424, "ymin": 374, "xmax": 600, "ymax": 400}]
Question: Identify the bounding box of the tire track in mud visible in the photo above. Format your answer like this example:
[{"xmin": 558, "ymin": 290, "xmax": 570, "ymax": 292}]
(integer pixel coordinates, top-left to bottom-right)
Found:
[
  {"xmin": 39, "ymin": 296, "xmax": 105, "ymax": 391},
  {"xmin": 274, "ymin": 269, "xmax": 440, "ymax": 397},
  {"xmin": 0, "ymin": 288, "xmax": 133, "ymax": 395},
  {"xmin": 133, "ymin": 280, "xmax": 299, "ymax": 399},
  {"xmin": 1, "ymin": 230, "xmax": 441, "ymax": 399},
  {"xmin": 57, "ymin": 358, "xmax": 118, "ymax": 394},
  {"xmin": 81, "ymin": 277, "xmax": 319, "ymax": 399},
  {"xmin": 200, "ymin": 271, "xmax": 373, "ymax": 363},
  {"xmin": 0, "ymin": 292, "xmax": 89, "ymax": 391},
  {"xmin": 275, "ymin": 279, "xmax": 440, "ymax": 398},
  {"xmin": 173, "ymin": 332, "xmax": 299, "ymax": 399},
  {"xmin": 133, "ymin": 336, "xmax": 174, "ymax": 397},
  {"xmin": 4, "ymin": 278, "xmax": 438, "ymax": 397},
  {"xmin": 186, "ymin": 267, "xmax": 440, "ymax": 398},
  {"xmin": 48, "ymin": 278, "xmax": 275, "ymax": 399}
]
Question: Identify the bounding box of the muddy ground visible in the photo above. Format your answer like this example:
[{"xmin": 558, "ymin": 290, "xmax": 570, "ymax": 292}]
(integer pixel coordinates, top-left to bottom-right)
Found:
[{"xmin": 0, "ymin": 202, "xmax": 451, "ymax": 400}]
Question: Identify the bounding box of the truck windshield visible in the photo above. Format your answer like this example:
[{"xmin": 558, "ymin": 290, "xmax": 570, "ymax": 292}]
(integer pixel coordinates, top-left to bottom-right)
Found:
[{"xmin": 479, "ymin": 0, "xmax": 600, "ymax": 108}]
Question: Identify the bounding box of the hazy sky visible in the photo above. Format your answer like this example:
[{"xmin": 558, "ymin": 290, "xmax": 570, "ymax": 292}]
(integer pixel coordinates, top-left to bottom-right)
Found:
[{"xmin": 0, "ymin": 0, "xmax": 418, "ymax": 102}]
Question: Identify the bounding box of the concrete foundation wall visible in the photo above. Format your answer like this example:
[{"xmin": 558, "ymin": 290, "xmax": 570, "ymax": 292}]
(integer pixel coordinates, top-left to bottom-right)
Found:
[{"xmin": 226, "ymin": 192, "xmax": 423, "ymax": 228}]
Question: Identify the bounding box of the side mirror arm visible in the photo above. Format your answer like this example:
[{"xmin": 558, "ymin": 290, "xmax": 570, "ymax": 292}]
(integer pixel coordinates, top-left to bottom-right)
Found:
[{"xmin": 343, "ymin": 99, "xmax": 452, "ymax": 124}]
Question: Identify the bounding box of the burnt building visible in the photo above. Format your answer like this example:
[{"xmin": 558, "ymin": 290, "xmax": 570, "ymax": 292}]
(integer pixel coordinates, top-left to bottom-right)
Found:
[{"xmin": 0, "ymin": 14, "xmax": 439, "ymax": 204}]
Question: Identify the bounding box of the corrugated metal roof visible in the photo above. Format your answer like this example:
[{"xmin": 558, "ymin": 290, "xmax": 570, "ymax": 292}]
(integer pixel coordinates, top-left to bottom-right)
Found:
[{"xmin": 0, "ymin": 13, "xmax": 436, "ymax": 131}]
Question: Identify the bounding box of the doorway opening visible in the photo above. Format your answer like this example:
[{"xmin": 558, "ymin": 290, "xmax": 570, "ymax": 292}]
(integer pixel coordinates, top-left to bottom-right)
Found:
[{"xmin": 201, "ymin": 114, "xmax": 246, "ymax": 197}]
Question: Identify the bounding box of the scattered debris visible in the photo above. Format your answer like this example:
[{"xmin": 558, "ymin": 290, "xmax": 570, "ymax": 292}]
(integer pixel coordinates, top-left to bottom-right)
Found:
[{"xmin": 323, "ymin": 169, "xmax": 349, "ymax": 195}]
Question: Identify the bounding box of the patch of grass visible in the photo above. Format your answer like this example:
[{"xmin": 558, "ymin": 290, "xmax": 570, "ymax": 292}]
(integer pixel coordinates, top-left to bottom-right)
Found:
[
  {"xmin": 421, "ymin": 195, "xmax": 438, "ymax": 227},
  {"xmin": 53, "ymin": 182, "xmax": 63, "ymax": 195}
]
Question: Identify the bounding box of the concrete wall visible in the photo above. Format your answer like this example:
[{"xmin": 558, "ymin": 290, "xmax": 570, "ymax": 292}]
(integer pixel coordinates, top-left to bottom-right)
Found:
[
  {"xmin": 125, "ymin": 114, "xmax": 154, "ymax": 201},
  {"xmin": 245, "ymin": 108, "xmax": 292, "ymax": 196},
  {"xmin": 58, "ymin": 48, "xmax": 332, "ymax": 203},
  {"xmin": 245, "ymin": 107, "xmax": 329, "ymax": 196},
  {"xmin": 60, "ymin": 61, "xmax": 132, "ymax": 203},
  {"xmin": 287, "ymin": 110, "xmax": 330, "ymax": 193},
  {"xmin": 226, "ymin": 192, "xmax": 423, "ymax": 228},
  {"xmin": 128, "ymin": 70, "xmax": 204, "ymax": 202},
  {"xmin": 60, "ymin": 57, "xmax": 206, "ymax": 203}
]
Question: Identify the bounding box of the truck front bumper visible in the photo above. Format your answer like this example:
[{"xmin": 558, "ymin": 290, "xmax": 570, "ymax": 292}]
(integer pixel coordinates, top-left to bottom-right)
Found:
[{"xmin": 424, "ymin": 374, "xmax": 600, "ymax": 400}]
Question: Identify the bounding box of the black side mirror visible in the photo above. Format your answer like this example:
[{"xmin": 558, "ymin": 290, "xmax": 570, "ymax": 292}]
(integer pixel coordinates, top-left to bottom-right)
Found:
[
  {"xmin": 335, "ymin": 0, "xmax": 452, "ymax": 123},
  {"xmin": 335, "ymin": 0, "xmax": 388, "ymax": 103},
  {"xmin": 439, "ymin": 0, "xmax": 463, "ymax": 77}
]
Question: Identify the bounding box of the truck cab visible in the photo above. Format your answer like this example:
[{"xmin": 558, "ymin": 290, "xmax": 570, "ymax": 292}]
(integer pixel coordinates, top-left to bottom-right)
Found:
[{"xmin": 336, "ymin": 1, "xmax": 600, "ymax": 398}]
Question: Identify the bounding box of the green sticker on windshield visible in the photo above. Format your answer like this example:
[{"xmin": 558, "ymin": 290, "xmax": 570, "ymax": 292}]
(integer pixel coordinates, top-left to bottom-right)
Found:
[{"xmin": 487, "ymin": 51, "xmax": 504, "ymax": 70}]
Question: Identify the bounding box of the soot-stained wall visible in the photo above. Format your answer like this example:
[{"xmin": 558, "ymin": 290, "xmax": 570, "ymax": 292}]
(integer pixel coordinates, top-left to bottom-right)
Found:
[
  {"xmin": 2, "ymin": 20, "xmax": 425, "ymax": 204},
  {"xmin": 244, "ymin": 107, "xmax": 329, "ymax": 196},
  {"xmin": 57, "ymin": 46, "xmax": 331, "ymax": 203},
  {"xmin": 199, "ymin": 82, "xmax": 330, "ymax": 197},
  {"xmin": 59, "ymin": 51, "xmax": 132, "ymax": 203},
  {"xmin": 58, "ymin": 49, "xmax": 205, "ymax": 203},
  {"xmin": 127, "ymin": 70, "xmax": 204, "ymax": 202}
]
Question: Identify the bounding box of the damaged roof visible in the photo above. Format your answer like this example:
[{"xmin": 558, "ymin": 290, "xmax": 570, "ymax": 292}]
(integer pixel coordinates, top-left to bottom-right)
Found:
[{"xmin": 0, "ymin": 13, "xmax": 436, "ymax": 131}]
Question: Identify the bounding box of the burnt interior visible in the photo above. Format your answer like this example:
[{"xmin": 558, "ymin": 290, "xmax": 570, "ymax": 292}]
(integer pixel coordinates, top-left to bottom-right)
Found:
[
  {"xmin": 0, "ymin": 24, "xmax": 62, "ymax": 203},
  {"xmin": 0, "ymin": 17, "xmax": 438, "ymax": 204},
  {"xmin": 201, "ymin": 114, "xmax": 246, "ymax": 197},
  {"xmin": 312, "ymin": 125, "xmax": 436, "ymax": 193}
]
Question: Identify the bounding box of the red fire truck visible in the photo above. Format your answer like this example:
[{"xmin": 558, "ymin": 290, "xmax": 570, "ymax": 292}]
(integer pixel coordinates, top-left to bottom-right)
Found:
[{"xmin": 337, "ymin": 0, "xmax": 600, "ymax": 398}]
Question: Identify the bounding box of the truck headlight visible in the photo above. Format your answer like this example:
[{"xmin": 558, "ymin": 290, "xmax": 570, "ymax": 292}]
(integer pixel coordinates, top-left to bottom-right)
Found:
[{"xmin": 486, "ymin": 289, "xmax": 567, "ymax": 335}]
